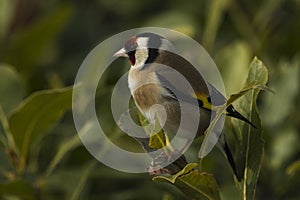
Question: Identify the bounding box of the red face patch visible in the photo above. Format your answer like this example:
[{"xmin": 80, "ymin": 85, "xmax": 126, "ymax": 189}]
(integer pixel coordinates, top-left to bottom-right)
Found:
[
  {"xmin": 124, "ymin": 37, "xmax": 138, "ymax": 66},
  {"xmin": 125, "ymin": 37, "xmax": 138, "ymax": 52},
  {"xmin": 128, "ymin": 52, "xmax": 135, "ymax": 66}
]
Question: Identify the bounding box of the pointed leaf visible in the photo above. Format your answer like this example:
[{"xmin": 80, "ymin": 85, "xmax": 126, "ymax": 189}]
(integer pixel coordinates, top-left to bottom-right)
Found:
[
  {"xmin": 154, "ymin": 163, "xmax": 220, "ymax": 200},
  {"xmin": 231, "ymin": 57, "xmax": 268, "ymax": 200},
  {"xmin": 153, "ymin": 163, "xmax": 198, "ymax": 184},
  {"xmin": 199, "ymin": 58, "xmax": 272, "ymax": 159},
  {"xmin": 8, "ymin": 87, "xmax": 73, "ymax": 168},
  {"xmin": 148, "ymin": 117, "xmax": 167, "ymax": 149},
  {"xmin": 198, "ymin": 81, "xmax": 260, "ymax": 159}
]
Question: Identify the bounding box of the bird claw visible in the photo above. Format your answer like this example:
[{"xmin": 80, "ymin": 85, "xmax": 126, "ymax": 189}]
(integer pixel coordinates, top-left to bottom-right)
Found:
[{"xmin": 148, "ymin": 150, "xmax": 187, "ymax": 175}]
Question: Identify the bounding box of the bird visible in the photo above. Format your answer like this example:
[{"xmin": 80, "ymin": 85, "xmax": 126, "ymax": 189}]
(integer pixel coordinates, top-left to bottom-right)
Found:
[{"xmin": 114, "ymin": 32, "xmax": 255, "ymax": 180}]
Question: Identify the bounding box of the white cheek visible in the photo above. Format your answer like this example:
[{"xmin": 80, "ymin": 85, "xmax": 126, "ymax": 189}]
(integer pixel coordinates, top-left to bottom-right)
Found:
[
  {"xmin": 131, "ymin": 62, "xmax": 144, "ymax": 69},
  {"xmin": 136, "ymin": 37, "xmax": 149, "ymax": 48},
  {"xmin": 131, "ymin": 48, "xmax": 148, "ymax": 69}
]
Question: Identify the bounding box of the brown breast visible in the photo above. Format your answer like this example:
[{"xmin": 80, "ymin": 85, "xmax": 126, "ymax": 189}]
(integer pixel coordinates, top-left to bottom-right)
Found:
[{"xmin": 133, "ymin": 83, "xmax": 165, "ymax": 111}]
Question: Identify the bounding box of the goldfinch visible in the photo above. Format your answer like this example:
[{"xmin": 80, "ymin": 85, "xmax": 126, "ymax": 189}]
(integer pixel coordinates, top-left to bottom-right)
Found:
[{"xmin": 114, "ymin": 32, "xmax": 255, "ymax": 179}]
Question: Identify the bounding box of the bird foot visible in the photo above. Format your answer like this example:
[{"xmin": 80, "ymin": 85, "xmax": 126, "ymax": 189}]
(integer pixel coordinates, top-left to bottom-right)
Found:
[{"xmin": 148, "ymin": 150, "xmax": 187, "ymax": 175}]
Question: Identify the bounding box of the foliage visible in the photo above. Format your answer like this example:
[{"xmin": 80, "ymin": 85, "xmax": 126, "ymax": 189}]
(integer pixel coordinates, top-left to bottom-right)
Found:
[
  {"xmin": 0, "ymin": 0, "xmax": 299, "ymax": 199},
  {"xmin": 154, "ymin": 163, "xmax": 220, "ymax": 200},
  {"xmin": 147, "ymin": 57, "xmax": 269, "ymax": 200}
]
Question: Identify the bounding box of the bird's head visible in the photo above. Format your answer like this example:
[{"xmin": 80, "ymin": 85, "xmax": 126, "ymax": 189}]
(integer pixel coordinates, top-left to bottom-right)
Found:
[{"xmin": 114, "ymin": 32, "xmax": 175, "ymax": 68}]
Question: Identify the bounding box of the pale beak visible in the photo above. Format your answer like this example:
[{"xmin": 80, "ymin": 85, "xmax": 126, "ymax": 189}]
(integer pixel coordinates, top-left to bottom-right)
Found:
[{"xmin": 113, "ymin": 47, "xmax": 128, "ymax": 57}]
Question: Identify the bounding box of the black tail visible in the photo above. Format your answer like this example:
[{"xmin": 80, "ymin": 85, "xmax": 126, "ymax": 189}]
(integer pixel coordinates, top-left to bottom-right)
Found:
[
  {"xmin": 224, "ymin": 141, "xmax": 241, "ymax": 181},
  {"xmin": 226, "ymin": 105, "xmax": 256, "ymax": 128}
]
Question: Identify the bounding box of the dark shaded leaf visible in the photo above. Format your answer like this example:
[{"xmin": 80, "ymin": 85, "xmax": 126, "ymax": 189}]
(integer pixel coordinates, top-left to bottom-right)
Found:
[
  {"xmin": 0, "ymin": 0, "xmax": 15, "ymax": 39},
  {"xmin": 46, "ymin": 133, "xmax": 81, "ymax": 176},
  {"xmin": 231, "ymin": 57, "xmax": 268, "ymax": 199},
  {"xmin": 69, "ymin": 161, "xmax": 97, "ymax": 200},
  {"xmin": 0, "ymin": 64, "xmax": 24, "ymax": 114},
  {"xmin": 0, "ymin": 179, "xmax": 34, "ymax": 200},
  {"xmin": 8, "ymin": 87, "xmax": 73, "ymax": 170},
  {"xmin": 4, "ymin": 4, "xmax": 73, "ymax": 76}
]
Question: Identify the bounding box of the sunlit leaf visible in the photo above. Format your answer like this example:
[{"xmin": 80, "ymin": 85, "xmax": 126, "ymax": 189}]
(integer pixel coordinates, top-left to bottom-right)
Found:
[
  {"xmin": 148, "ymin": 117, "xmax": 167, "ymax": 149},
  {"xmin": 286, "ymin": 160, "xmax": 300, "ymax": 175},
  {"xmin": 130, "ymin": 107, "xmax": 167, "ymax": 150},
  {"xmin": 154, "ymin": 163, "xmax": 220, "ymax": 200}
]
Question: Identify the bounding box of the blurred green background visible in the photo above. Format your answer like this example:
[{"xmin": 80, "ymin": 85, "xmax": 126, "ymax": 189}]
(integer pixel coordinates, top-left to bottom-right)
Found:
[{"xmin": 0, "ymin": 0, "xmax": 299, "ymax": 199}]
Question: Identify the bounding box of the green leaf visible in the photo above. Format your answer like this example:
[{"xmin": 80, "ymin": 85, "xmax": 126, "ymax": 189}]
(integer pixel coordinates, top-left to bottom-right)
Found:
[
  {"xmin": 270, "ymin": 128, "xmax": 298, "ymax": 169},
  {"xmin": 0, "ymin": 105, "xmax": 18, "ymax": 157},
  {"xmin": 231, "ymin": 57, "xmax": 268, "ymax": 200},
  {"xmin": 0, "ymin": 64, "xmax": 24, "ymax": 114},
  {"xmin": 8, "ymin": 87, "xmax": 73, "ymax": 170},
  {"xmin": 0, "ymin": 108, "xmax": 6, "ymax": 148},
  {"xmin": 40, "ymin": 162, "xmax": 96, "ymax": 200},
  {"xmin": 286, "ymin": 160, "xmax": 300, "ymax": 175},
  {"xmin": 261, "ymin": 58, "xmax": 299, "ymax": 126},
  {"xmin": 136, "ymin": 108, "xmax": 167, "ymax": 149},
  {"xmin": 69, "ymin": 161, "xmax": 97, "ymax": 200},
  {"xmin": 3, "ymin": 3, "xmax": 73, "ymax": 76},
  {"xmin": 148, "ymin": 117, "xmax": 167, "ymax": 149},
  {"xmin": 45, "ymin": 120, "xmax": 97, "ymax": 176},
  {"xmin": 215, "ymin": 41, "xmax": 252, "ymax": 95},
  {"xmin": 153, "ymin": 163, "xmax": 197, "ymax": 184},
  {"xmin": 149, "ymin": 130, "xmax": 167, "ymax": 149},
  {"xmin": 46, "ymin": 133, "xmax": 81, "ymax": 176},
  {"xmin": 227, "ymin": 81, "xmax": 273, "ymax": 106},
  {"xmin": 198, "ymin": 80, "xmax": 270, "ymax": 159},
  {"xmin": 0, "ymin": 0, "xmax": 16, "ymax": 39},
  {"xmin": 202, "ymin": 0, "xmax": 228, "ymax": 51},
  {"xmin": 153, "ymin": 163, "xmax": 220, "ymax": 200},
  {"xmin": 145, "ymin": 11, "xmax": 196, "ymax": 36},
  {"xmin": 0, "ymin": 179, "xmax": 34, "ymax": 200},
  {"xmin": 253, "ymin": 0, "xmax": 285, "ymax": 31}
]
